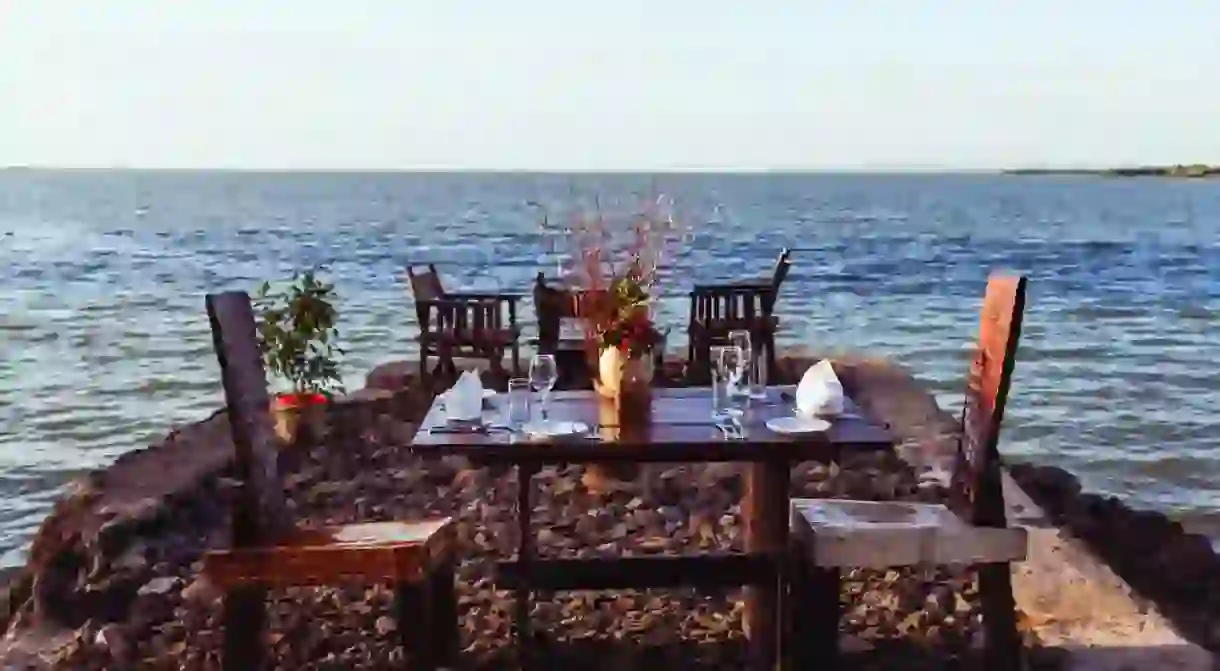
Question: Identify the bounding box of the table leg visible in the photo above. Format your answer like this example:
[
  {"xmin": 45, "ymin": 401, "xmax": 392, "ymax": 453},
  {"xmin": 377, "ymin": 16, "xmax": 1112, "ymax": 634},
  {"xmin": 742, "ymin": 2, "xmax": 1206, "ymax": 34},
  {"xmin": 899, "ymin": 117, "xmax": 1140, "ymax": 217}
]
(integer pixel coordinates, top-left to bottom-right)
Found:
[
  {"xmin": 743, "ymin": 458, "xmax": 790, "ymax": 671},
  {"xmin": 515, "ymin": 462, "xmax": 538, "ymax": 667}
]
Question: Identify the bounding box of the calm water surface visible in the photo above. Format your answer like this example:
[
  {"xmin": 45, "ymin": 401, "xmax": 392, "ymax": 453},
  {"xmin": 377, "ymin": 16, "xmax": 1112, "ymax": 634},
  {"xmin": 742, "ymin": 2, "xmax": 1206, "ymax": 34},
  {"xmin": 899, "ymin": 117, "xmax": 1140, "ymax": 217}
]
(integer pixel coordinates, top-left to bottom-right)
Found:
[{"xmin": 2, "ymin": 171, "xmax": 1219, "ymax": 567}]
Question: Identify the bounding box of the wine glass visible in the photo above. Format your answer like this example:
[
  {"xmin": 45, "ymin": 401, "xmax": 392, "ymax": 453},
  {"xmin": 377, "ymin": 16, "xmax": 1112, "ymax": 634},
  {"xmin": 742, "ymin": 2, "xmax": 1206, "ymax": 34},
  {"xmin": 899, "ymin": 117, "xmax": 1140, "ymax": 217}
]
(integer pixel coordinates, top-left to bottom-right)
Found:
[{"xmin": 529, "ymin": 354, "xmax": 558, "ymax": 422}]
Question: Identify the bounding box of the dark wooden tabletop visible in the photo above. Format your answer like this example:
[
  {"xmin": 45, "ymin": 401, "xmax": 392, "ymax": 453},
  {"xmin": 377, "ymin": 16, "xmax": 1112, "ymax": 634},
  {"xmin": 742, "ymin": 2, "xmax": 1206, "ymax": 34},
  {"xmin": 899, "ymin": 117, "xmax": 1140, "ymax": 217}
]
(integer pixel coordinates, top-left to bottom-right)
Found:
[{"xmin": 411, "ymin": 385, "xmax": 893, "ymax": 464}]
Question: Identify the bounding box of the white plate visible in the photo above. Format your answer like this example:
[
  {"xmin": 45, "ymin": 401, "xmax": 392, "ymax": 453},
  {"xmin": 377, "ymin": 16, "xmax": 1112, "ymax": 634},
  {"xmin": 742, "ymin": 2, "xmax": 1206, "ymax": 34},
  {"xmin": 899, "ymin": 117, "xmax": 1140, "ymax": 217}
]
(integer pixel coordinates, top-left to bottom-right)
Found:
[
  {"xmin": 766, "ymin": 415, "xmax": 831, "ymax": 435},
  {"xmin": 483, "ymin": 389, "xmax": 497, "ymax": 399},
  {"xmin": 522, "ymin": 420, "xmax": 589, "ymax": 438}
]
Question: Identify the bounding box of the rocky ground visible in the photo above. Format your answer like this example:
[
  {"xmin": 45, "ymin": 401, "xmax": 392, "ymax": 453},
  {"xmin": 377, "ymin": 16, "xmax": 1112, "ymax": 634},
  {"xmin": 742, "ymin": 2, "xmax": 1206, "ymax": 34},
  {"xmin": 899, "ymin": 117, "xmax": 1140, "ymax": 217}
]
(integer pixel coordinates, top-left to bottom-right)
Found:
[
  {"xmin": 5, "ymin": 358, "xmax": 1066, "ymax": 670},
  {"xmin": 1011, "ymin": 462, "xmax": 1220, "ymax": 654}
]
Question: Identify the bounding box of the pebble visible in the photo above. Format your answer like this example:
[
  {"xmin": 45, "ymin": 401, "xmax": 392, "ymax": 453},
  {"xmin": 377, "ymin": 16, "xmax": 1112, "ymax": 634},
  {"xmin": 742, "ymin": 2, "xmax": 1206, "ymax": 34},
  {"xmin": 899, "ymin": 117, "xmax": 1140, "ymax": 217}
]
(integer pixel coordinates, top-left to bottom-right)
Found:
[{"xmin": 137, "ymin": 576, "xmax": 181, "ymax": 597}]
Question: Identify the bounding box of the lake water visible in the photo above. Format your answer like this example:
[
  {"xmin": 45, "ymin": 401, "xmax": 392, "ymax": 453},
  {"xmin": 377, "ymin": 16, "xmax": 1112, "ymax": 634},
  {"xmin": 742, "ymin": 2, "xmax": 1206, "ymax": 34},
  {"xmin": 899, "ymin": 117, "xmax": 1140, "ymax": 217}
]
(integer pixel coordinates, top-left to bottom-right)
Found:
[{"xmin": 2, "ymin": 170, "xmax": 1218, "ymax": 568}]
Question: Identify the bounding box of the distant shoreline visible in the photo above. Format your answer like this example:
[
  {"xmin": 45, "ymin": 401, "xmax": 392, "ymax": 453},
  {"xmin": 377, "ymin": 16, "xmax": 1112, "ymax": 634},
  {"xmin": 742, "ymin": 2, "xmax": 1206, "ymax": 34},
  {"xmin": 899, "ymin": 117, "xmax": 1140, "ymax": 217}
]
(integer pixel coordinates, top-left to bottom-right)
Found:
[{"xmin": 1005, "ymin": 164, "xmax": 1220, "ymax": 178}]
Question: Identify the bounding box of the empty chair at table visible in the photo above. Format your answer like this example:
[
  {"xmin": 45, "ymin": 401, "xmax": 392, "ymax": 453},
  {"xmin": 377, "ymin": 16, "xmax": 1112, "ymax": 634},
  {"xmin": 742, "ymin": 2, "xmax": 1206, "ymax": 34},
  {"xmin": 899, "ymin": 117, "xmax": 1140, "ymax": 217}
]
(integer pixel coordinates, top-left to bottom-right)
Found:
[
  {"xmin": 407, "ymin": 263, "xmax": 522, "ymax": 385},
  {"xmin": 686, "ymin": 247, "xmax": 792, "ymax": 383},
  {"xmin": 787, "ymin": 274, "xmax": 1029, "ymax": 671},
  {"xmin": 532, "ymin": 272, "xmax": 600, "ymax": 388},
  {"xmin": 202, "ymin": 291, "xmax": 460, "ymax": 671}
]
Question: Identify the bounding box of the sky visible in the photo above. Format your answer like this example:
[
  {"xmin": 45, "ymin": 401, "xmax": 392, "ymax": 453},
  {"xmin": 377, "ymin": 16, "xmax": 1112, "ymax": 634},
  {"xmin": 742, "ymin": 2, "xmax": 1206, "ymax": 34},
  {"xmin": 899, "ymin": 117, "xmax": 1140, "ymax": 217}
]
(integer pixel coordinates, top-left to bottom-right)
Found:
[{"xmin": 1, "ymin": 1, "xmax": 1219, "ymax": 171}]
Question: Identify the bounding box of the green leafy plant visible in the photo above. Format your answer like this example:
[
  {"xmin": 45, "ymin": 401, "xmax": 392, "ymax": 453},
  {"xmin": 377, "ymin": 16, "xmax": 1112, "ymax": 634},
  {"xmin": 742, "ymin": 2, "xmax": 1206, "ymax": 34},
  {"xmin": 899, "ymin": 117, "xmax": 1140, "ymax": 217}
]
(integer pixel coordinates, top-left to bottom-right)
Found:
[{"xmin": 253, "ymin": 270, "xmax": 345, "ymax": 397}]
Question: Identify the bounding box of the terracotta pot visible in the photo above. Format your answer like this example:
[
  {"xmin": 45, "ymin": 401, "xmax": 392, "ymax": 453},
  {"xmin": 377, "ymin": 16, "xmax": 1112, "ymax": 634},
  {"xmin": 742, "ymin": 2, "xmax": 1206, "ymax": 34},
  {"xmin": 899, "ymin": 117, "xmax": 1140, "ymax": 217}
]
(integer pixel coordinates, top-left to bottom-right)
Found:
[{"xmin": 271, "ymin": 392, "xmax": 329, "ymax": 446}]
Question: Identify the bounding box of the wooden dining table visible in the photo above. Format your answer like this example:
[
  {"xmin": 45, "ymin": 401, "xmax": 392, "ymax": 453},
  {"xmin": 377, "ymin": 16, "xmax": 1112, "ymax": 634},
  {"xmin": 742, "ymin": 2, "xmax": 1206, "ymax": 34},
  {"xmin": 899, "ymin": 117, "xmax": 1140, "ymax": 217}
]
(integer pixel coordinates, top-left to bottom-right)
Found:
[{"xmin": 411, "ymin": 384, "xmax": 894, "ymax": 670}]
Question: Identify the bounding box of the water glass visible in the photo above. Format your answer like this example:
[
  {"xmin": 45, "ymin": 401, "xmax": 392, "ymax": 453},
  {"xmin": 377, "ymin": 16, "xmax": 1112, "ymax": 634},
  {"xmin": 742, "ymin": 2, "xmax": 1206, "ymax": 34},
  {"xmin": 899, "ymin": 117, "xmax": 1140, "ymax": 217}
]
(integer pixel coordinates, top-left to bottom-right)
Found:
[
  {"xmin": 506, "ymin": 378, "xmax": 532, "ymax": 428},
  {"xmin": 727, "ymin": 330, "xmax": 751, "ymax": 396},
  {"xmin": 728, "ymin": 329, "xmax": 768, "ymax": 400},
  {"xmin": 529, "ymin": 354, "xmax": 558, "ymax": 421},
  {"xmin": 711, "ymin": 345, "xmax": 744, "ymax": 420},
  {"xmin": 749, "ymin": 342, "xmax": 769, "ymax": 400}
]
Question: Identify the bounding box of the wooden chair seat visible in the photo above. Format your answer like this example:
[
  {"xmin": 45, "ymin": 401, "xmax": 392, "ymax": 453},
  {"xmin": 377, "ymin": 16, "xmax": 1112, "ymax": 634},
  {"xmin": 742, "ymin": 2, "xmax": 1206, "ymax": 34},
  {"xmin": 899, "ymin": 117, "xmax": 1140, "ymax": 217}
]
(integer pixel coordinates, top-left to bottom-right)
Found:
[
  {"xmin": 790, "ymin": 499, "xmax": 1025, "ymax": 569},
  {"xmin": 204, "ymin": 518, "xmax": 454, "ymax": 589}
]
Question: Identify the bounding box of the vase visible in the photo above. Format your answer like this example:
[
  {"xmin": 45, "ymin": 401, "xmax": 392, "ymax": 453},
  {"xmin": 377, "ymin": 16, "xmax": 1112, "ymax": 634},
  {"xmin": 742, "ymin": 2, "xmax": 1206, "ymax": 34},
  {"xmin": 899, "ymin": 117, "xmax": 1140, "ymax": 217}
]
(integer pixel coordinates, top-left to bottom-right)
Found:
[
  {"xmin": 595, "ymin": 347, "xmax": 654, "ymax": 417},
  {"xmin": 271, "ymin": 392, "xmax": 329, "ymax": 447},
  {"xmin": 584, "ymin": 347, "xmax": 653, "ymax": 494}
]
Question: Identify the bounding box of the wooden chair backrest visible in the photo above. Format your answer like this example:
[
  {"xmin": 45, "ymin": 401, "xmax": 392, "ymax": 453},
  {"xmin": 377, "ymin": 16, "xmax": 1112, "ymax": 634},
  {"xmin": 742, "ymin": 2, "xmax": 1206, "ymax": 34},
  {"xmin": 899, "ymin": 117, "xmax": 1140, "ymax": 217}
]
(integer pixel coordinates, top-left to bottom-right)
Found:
[
  {"xmin": 407, "ymin": 264, "xmax": 446, "ymax": 325},
  {"xmin": 689, "ymin": 285, "xmax": 770, "ymax": 332},
  {"xmin": 425, "ymin": 297, "xmax": 505, "ymax": 339},
  {"xmin": 951, "ymin": 274, "xmax": 1027, "ymax": 528},
  {"xmin": 533, "ymin": 273, "xmax": 605, "ymax": 352},
  {"xmin": 206, "ymin": 291, "xmax": 294, "ymax": 547},
  {"xmin": 771, "ymin": 247, "xmax": 792, "ymax": 290},
  {"xmin": 765, "ymin": 248, "xmax": 793, "ymax": 313}
]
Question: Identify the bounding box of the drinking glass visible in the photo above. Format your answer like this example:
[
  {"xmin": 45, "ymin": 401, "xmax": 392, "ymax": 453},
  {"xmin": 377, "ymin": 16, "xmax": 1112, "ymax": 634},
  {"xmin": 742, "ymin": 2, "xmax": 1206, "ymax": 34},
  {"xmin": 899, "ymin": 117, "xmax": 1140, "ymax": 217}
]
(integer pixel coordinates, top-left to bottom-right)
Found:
[
  {"xmin": 727, "ymin": 330, "xmax": 751, "ymax": 396},
  {"xmin": 506, "ymin": 378, "xmax": 532, "ymax": 428},
  {"xmin": 750, "ymin": 342, "xmax": 769, "ymax": 400},
  {"xmin": 529, "ymin": 354, "xmax": 559, "ymax": 421},
  {"xmin": 728, "ymin": 329, "xmax": 768, "ymax": 401},
  {"xmin": 712, "ymin": 345, "xmax": 744, "ymax": 421}
]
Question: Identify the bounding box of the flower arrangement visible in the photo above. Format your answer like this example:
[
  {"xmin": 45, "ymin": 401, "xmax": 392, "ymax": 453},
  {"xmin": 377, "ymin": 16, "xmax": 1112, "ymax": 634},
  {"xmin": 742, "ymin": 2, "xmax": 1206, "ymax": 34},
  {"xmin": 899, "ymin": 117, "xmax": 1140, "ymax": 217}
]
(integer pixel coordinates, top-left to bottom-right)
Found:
[
  {"xmin": 592, "ymin": 277, "xmax": 665, "ymax": 360},
  {"xmin": 560, "ymin": 196, "xmax": 683, "ymax": 362}
]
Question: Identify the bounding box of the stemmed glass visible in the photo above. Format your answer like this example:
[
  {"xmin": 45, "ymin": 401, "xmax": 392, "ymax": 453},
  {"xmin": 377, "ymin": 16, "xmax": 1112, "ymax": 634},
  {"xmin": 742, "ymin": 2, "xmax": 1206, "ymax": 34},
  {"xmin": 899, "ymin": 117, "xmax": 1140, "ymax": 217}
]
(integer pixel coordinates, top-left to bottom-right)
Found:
[{"xmin": 529, "ymin": 354, "xmax": 558, "ymax": 423}]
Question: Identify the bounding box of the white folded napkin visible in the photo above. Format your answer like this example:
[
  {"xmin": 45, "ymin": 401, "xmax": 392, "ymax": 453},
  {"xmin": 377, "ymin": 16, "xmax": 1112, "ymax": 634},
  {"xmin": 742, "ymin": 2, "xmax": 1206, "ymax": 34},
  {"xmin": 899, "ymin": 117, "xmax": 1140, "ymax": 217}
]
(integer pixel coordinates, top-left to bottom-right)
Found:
[
  {"xmin": 445, "ymin": 370, "xmax": 485, "ymax": 421},
  {"xmin": 795, "ymin": 360, "xmax": 845, "ymax": 417}
]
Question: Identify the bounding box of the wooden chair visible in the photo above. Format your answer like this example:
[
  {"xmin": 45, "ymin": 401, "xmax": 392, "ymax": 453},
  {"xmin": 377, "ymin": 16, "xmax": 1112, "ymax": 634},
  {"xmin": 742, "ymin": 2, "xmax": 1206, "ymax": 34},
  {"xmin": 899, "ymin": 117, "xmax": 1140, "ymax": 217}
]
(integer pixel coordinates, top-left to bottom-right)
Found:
[
  {"xmin": 686, "ymin": 248, "xmax": 791, "ymax": 382},
  {"xmin": 407, "ymin": 263, "xmax": 522, "ymax": 385},
  {"xmin": 787, "ymin": 274, "xmax": 1029, "ymax": 670},
  {"xmin": 534, "ymin": 273, "xmax": 669, "ymax": 389},
  {"xmin": 202, "ymin": 291, "xmax": 460, "ymax": 671}
]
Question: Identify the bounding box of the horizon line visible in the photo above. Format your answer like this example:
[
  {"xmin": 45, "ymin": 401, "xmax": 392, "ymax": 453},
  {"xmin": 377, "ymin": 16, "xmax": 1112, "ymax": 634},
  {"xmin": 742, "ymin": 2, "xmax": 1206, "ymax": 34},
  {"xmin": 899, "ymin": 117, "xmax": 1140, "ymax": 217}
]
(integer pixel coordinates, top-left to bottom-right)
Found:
[
  {"xmin": 4, "ymin": 163, "xmax": 1214, "ymax": 174},
  {"xmin": 0, "ymin": 165, "xmax": 1057, "ymax": 175}
]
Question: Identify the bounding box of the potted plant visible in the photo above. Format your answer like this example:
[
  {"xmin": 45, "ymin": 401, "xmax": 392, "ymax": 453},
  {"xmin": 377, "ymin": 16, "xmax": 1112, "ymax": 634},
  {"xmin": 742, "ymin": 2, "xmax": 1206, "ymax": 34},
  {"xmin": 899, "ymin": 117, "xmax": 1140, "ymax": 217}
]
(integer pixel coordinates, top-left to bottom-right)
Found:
[{"xmin": 254, "ymin": 270, "xmax": 345, "ymax": 446}]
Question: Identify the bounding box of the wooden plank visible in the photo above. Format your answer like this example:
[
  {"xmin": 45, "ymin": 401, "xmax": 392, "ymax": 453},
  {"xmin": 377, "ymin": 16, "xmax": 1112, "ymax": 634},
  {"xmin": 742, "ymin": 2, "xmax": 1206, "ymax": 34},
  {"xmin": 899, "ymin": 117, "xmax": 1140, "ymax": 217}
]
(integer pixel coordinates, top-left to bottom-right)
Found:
[
  {"xmin": 206, "ymin": 291, "xmax": 293, "ymax": 546},
  {"xmin": 514, "ymin": 463, "xmax": 536, "ymax": 665},
  {"xmin": 205, "ymin": 290, "xmax": 287, "ymax": 671},
  {"xmin": 742, "ymin": 458, "xmax": 789, "ymax": 671},
  {"xmin": 790, "ymin": 499, "xmax": 1028, "ymax": 569},
  {"xmin": 203, "ymin": 519, "xmax": 453, "ymax": 589},
  {"xmin": 955, "ymin": 274, "xmax": 1026, "ymax": 529},
  {"xmin": 496, "ymin": 554, "xmax": 775, "ymax": 591},
  {"xmin": 951, "ymin": 275, "xmax": 1027, "ymax": 671}
]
